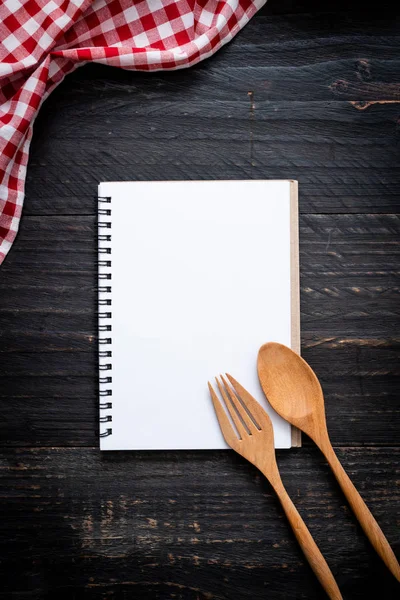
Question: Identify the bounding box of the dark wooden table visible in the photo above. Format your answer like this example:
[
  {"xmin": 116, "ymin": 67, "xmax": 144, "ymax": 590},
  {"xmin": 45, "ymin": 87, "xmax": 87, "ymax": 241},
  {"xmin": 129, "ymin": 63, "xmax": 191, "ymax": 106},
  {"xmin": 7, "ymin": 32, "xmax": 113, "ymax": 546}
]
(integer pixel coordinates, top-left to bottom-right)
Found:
[{"xmin": 1, "ymin": 1, "xmax": 399, "ymax": 598}]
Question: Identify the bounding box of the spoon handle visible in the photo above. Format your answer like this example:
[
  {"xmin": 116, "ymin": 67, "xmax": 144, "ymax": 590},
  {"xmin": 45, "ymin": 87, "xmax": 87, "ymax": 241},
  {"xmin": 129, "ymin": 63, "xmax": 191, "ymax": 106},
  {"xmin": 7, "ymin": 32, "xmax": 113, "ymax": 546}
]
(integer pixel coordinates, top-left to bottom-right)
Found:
[
  {"xmin": 322, "ymin": 442, "xmax": 400, "ymax": 581},
  {"xmin": 272, "ymin": 478, "xmax": 343, "ymax": 600}
]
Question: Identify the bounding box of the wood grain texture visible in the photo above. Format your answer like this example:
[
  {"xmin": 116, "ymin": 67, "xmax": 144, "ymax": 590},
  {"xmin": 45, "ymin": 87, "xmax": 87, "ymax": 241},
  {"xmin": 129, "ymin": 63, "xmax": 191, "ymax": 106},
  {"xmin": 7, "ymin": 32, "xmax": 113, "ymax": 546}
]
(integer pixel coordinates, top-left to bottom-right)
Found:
[
  {"xmin": 0, "ymin": 447, "xmax": 398, "ymax": 600},
  {"xmin": 0, "ymin": 0, "xmax": 399, "ymax": 597}
]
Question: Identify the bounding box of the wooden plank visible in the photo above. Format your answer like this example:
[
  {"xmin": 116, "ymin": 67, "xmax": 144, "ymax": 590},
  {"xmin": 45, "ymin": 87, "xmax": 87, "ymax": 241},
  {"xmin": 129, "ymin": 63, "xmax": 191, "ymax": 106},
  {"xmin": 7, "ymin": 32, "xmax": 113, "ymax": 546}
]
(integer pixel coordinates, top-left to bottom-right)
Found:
[
  {"xmin": 36, "ymin": 55, "xmax": 400, "ymax": 105},
  {"xmin": 263, "ymin": 0, "xmax": 399, "ymax": 17},
  {"xmin": 1, "ymin": 345, "xmax": 397, "ymax": 378},
  {"xmin": 3, "ymin": 212, "xmax": 400, "ymax": 258},
  {"xmin": 0, "ymin": 345, "xmax": 398, "ymax": 447},
  {"xmin": 31, "ymin": 102, "xmax": 400, "ymax": 142},
  {"xmin": 27, "ymin": 138, "xmax": 400, "ymax": 170},
  {"xmin": 231, "ymin": 15, "xmax": 399, "ymax": 54},
  {"xmin": 0, "ymin": 376, "xmax": 397, "ymax": 446},
  {"xmin": 0, "ymin": 446, "xmax": 398, "ymax": 599},
  {"xmin": 24, "ymin": 167, "xmax": 400, "ymax": 216}
]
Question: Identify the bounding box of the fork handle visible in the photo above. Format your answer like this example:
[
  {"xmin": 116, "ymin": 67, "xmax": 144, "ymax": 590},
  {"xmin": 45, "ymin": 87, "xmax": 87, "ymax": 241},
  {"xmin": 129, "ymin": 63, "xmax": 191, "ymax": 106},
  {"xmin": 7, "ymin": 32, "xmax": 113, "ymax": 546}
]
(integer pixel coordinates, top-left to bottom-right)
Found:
[
  {"xmin": 320, "ymin": 440, "xmax": 400, "ymax": 582},
  {"xmin": 272, "ymin": 478, "xmax": 343, "ymax": 600}
]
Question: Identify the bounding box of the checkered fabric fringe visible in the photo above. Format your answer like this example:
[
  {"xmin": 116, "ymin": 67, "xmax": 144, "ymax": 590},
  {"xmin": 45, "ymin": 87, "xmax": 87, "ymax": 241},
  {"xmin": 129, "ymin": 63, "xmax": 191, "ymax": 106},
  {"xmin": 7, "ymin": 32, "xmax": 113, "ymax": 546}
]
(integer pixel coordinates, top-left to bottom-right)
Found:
[{"xmin": 0, "ymin": 0, "xmax": 265, "ymax": 264}]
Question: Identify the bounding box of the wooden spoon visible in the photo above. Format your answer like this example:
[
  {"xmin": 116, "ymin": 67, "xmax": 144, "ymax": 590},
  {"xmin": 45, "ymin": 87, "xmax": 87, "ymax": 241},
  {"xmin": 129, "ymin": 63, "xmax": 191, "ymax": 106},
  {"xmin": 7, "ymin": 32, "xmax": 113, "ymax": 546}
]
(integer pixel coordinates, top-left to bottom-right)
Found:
[{"xmin": 257, "ymin": 342, "xmax": 400, "ymax": 582}]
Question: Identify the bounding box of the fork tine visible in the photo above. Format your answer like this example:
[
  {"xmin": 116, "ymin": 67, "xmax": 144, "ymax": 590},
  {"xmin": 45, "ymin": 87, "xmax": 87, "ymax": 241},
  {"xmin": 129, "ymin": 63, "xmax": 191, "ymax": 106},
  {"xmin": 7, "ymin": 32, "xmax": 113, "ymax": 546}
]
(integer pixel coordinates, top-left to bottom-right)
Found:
[
  {"xmin": 216, "ymin": 377, "xmax": 247, "ymax": 439},
  {"xmin": 220, "ymin": 375, "xmax": 258, "ymax": 434},
  {"xmin": 226, "ymin": 373, "xmax": 271, "ymax": 431},
  {"xmin": 208, "ymin": 382, "xmax": 239, "ymax": 447}
]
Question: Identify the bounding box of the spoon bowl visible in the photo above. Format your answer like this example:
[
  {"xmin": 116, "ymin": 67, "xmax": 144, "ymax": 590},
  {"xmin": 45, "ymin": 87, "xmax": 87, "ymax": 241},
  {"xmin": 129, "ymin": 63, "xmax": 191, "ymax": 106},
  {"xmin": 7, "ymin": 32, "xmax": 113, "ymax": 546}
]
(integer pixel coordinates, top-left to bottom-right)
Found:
[{"xmin": 257, "ymin": 342, "xmax": 328, "ymax": 445}]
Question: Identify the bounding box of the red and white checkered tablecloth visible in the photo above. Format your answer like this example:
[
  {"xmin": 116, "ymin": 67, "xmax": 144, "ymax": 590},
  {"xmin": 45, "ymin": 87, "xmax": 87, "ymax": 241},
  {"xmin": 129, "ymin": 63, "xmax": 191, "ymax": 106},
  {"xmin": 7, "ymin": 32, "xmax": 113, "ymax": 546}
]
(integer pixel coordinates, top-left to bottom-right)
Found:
[{"xmin": 0, "ymin": 0, "xmax": 265, "ymax": 264}]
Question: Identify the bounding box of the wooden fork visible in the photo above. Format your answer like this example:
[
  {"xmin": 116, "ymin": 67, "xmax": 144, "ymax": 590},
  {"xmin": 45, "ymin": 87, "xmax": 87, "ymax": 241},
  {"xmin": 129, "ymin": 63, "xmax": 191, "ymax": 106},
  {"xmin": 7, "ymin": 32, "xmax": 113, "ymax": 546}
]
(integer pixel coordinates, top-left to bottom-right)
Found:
[{"xmin": 209, "ymin": 374, "xmax": 343, "ymax": 600}]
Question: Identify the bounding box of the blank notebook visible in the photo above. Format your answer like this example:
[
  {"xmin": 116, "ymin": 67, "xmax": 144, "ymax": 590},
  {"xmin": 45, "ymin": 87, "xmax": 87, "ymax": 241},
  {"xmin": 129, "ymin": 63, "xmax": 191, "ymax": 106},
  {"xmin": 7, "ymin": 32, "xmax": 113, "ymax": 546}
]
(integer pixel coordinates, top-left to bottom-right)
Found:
[{"xmin": 98, "ymin": 180, "xmax": 300, "ymax": 450}]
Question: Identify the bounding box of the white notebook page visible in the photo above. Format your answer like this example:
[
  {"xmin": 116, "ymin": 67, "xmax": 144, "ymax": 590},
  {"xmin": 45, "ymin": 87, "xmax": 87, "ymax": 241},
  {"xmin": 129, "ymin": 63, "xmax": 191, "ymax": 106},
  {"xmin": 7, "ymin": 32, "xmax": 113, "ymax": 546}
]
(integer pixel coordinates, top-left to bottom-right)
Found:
[{"xmin": 98, "ymin": 180, "xmax": 297, "ymax": 450}]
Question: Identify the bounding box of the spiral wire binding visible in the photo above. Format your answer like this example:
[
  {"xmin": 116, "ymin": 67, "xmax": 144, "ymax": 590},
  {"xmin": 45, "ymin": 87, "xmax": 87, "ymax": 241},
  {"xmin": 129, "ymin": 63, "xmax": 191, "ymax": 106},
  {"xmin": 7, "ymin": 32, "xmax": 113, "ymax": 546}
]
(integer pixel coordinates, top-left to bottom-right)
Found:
[{"xmin": 98, "ymin": 196, "xmax": 113, "ymax": 438}]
